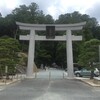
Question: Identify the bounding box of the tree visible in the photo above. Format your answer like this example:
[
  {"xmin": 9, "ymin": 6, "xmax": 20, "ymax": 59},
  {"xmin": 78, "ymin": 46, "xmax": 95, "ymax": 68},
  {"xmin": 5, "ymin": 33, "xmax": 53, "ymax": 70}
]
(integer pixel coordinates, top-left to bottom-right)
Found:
[
  {"xmin": 12, "ymin": 3, "xmax": 45, "ymax": 24},
  {"xmin": 55, "ymin": 11, "xmax": 99, "ymax": 65},
  {"xmin": 56, "ymin": 42, "xmax": 66, "ymax": 68},
  {"xmin": 56, "ymin": 11, "xmax": 98, "ymax": 39},
  {"xmin": 45, "ymin": 15, "xmax": 54, "ymax": 24},
  {"xmin": 78, "ymin": 39, "xmax": 100, "ymax": 66},
  {"xmin": 0, "ymin": 37, "xmax": 20, "ymax": 78},
  {"xmin": 0, "ymin": 14, "xmax": 17, "ymax": 38},
  {"xmin": 78, "ymin": 39, "xmax": 100, "ymax": 79},
  {"xmin": 92, "ymin": 26, "xmax": 100, "ymax": 40}
]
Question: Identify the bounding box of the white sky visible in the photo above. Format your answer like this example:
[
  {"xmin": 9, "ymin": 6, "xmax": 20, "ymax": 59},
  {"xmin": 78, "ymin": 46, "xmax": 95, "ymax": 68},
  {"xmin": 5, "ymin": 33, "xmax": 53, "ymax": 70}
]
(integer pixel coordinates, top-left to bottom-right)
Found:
[{"xmin": 0, "ymin": 0, "xmax": 100, "ymax": 22}]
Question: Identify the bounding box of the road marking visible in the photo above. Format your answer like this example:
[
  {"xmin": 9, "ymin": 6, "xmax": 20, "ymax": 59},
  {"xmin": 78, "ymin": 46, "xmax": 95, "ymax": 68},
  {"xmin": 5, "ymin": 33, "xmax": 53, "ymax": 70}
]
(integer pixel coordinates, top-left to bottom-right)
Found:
[
  {"xmin": 34, "ymin": 92, "xmax": 63, "ymax": 100},
  {"xmin": 0, "ymin": 87, "xmax": 5, "ymax": 91},
  {"xmin": 0, "ymin": 88, "xmax": 3, "ymax": 91}
]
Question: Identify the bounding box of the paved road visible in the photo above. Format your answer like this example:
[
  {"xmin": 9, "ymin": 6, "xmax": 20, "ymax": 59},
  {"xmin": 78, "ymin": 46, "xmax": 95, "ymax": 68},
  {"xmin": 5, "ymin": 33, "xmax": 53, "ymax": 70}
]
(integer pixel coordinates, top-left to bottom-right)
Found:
[
  {"xmin": 36, "ymin": 69, "xmax": 65, "ymax": 79},
  {"xmin": 0, "ymin": 69, "xmax": 100, "ymax": 100}
]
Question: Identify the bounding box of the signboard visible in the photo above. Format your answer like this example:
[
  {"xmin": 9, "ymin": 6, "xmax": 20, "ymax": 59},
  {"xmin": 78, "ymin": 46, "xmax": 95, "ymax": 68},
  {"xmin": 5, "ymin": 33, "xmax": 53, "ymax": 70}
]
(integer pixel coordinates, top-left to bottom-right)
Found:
[{"xmin": 46, "ymin": 26, "xmax": 55, "ymax": 39}]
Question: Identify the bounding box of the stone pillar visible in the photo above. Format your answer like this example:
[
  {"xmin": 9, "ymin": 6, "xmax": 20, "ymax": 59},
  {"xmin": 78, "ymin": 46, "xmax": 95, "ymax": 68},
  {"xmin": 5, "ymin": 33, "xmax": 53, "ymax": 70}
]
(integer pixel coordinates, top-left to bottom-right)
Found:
[
  {"xmin": 26, "ymin": 29, "xmax": 35, "ymax": 78},
  {"xmin": 66, "ymin": 29, "xmax": 74, "ymax": 78}
]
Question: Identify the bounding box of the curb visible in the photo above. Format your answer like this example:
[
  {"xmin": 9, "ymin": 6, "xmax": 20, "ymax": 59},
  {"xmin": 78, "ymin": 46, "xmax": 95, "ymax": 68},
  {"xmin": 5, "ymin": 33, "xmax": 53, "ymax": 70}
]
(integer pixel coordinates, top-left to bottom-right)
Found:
[
  {"xmin": 80, "ymin": 79, "xmax": 100, "ymax": 87},
  {"xmin": 65, "ymin": 77, "xmax": 100, "ymax": 87},
  {"xmin": 74, "ymin": 77, "xmax": 100, "ymax": 87},
  {"xmin": 0, "ymin": 79, "xmax": 21, "ymax": 86}
]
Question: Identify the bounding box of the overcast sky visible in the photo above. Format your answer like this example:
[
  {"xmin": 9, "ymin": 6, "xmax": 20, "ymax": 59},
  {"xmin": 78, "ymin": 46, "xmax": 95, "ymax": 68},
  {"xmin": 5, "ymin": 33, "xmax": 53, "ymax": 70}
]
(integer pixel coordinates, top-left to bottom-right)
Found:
[{"xmin": 0, "ymin": 0, "xmax": 100, "ymax": 23}]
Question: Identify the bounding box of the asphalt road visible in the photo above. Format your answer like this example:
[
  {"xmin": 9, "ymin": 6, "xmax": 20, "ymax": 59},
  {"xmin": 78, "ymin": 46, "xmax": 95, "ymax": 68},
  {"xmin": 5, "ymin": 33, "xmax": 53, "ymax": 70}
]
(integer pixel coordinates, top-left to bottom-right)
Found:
[{"xmin": 0, "ymin": 69, "xmax": 100, "ymax": 100}]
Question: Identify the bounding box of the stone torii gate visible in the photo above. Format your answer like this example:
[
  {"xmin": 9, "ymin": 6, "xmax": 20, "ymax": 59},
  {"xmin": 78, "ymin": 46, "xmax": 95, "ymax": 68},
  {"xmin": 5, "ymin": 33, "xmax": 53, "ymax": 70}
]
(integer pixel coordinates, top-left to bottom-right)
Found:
[{"xmin": 16, "ymin": 22, "xmax": 86, "ymax": 78}]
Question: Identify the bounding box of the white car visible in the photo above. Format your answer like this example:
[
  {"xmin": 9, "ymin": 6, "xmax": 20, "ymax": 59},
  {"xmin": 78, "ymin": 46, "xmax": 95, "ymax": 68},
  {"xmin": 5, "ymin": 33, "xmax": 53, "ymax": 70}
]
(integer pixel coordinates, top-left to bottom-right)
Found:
[{"xmin": 75, "ymin": 68, "xmax": 99, "ymax": 77}]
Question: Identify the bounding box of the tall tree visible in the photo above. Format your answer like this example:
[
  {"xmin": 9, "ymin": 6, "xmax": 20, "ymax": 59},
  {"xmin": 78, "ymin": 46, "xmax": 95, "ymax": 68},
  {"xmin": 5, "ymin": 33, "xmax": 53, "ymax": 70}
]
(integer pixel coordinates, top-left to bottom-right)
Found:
[
  {"xmin": 0, "ymin": 14, "xmax": 17, "ymax": 38},
  {"xmin": 78, "ymin": 39, "xmax": 100, "ymax": 66},
  {"xmin": 55, "ymin": 11, "xmax": 99, "ymax": 64},
  {"xmin": 78, "ymin": 39, "xmax": 100, "ymax": 79},
  {"xmin": 45, "ymin": 14, "xmax": 54, "ymax": 24},
  {"xmin": 0, "ymin": 37, "xmax": 20, "ymax": 77},
  {"xmin": 92, "ymin": 26, "xmax": 100, "ymax": 40}
]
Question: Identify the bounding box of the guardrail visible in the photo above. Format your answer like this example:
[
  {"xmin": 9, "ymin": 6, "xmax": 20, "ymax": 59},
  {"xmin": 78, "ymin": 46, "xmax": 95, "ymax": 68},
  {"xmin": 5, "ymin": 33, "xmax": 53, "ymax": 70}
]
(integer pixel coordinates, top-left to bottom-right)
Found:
[{"xmin": 0, "ymin": 67, "xmax": 26, "ymax": 85}]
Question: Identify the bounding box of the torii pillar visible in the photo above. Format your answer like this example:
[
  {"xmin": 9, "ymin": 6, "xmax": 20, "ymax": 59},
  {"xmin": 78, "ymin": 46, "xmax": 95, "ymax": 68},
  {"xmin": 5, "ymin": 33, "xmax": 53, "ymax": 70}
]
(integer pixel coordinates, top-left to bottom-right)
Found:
[
  {"xmin": 16, "ymin": 22, "xmax": 86, "ymax": 78},
  {"xmin": 27, "ymin": 30, "xmax": 35, "ymax": 78},
  {"xmin": 66, "ymin": 29, "xmax": 74, "ymax": 78}
]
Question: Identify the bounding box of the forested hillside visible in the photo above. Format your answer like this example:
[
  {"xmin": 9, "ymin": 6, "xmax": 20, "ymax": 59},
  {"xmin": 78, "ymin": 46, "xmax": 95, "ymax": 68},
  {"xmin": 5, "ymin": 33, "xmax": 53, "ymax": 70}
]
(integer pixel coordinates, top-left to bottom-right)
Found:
[{"xmin": 0, "ymin": 2, "xmax": 100, "ymax": 69}]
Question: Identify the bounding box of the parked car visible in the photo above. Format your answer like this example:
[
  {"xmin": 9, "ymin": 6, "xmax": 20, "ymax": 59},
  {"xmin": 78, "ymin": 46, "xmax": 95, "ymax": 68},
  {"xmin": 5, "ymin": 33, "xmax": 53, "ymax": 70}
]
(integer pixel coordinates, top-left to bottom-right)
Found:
[{"xmin": 74, "ymin": 68, "xmax": 99, "ymax": 77}]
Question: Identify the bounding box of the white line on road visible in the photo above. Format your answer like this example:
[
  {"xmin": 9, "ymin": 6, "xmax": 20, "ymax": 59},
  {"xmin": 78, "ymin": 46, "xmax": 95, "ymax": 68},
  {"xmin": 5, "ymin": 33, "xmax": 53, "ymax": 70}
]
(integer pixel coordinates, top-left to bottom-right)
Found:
[{"xmin": 0, "ymin": 87, "xmax": 5, "ymax": 91}]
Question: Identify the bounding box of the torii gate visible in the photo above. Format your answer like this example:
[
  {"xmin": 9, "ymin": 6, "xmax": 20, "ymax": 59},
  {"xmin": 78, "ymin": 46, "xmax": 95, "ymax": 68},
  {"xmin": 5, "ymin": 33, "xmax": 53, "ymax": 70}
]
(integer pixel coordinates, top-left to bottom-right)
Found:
[{"xmin": 16, "ymin": 22, "xmax": 86, "ymax": 78}]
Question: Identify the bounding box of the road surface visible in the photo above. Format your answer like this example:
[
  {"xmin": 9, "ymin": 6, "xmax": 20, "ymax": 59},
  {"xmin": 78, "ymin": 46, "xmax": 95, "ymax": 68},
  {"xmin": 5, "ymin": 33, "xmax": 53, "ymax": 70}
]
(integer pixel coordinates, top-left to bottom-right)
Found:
[{"xmin": 0, "ymin": 69, "xmax": 100, "ymax": 100}]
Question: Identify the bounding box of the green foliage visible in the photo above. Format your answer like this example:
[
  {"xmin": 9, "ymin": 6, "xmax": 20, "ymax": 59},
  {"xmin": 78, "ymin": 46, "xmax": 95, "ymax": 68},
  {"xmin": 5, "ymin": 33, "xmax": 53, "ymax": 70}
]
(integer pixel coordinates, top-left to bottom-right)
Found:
[
  {"xmin": 56, "ymin": 42, "xmax": 66, "ymax": 67},
  {"xmin": 0, "ymin": 14, "xmax": 17, "ymax": 37},
  {"xmin": 0, "ymin": 38, "xmax": 20, "ymax": 74},
  {"xmin": 56, "ymin": 11, "xmax": 98, "ymax": 41},
  {"xmin": 92, "ymin": 26, "xmax": 100, "ymax": 40},
  {"xmin": 44, "ymin": 15, "xmax": 54, "ymax": 24},
  {"xmin": 78, "ymin": 39, "xmax": 100, "ymax": 67},
  {"xmin": 12, "ymin": 3, "xmax": 46, "ymax": 24}
]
